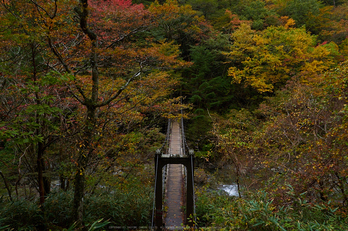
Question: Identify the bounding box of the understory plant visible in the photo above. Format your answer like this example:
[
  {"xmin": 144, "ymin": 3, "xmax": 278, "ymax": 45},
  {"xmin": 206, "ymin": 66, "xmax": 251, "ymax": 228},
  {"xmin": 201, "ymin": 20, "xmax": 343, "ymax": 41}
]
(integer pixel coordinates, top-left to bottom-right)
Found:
[
  {"xmin": 196, "ymin": 186, "xmax": 348, "ymax": 230},
  {"xmin": 0, "ymin": 185, "xmax": 153, "ymax": 230}
]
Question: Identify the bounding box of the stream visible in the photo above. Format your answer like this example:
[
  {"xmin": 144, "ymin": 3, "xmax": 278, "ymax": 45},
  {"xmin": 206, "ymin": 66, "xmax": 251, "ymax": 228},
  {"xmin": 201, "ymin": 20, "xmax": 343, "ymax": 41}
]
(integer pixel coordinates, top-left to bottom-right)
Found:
[{"xmin": 219, "ymin": 184, "xmax": 239, "ymax": 196}]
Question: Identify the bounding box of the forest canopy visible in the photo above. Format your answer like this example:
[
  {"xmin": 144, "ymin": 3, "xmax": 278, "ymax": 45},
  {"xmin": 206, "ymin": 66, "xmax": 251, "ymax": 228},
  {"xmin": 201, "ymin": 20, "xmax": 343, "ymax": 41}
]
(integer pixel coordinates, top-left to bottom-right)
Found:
[{"xmin": 1, "ymin": 0, "xmax": 348, "ymax": 229}]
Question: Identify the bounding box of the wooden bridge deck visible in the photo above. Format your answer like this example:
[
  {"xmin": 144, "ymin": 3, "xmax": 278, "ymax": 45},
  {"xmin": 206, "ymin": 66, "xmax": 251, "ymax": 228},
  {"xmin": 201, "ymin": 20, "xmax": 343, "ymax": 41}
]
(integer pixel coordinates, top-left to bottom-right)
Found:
[{"xmin": 164, "ymin": 121, "xmax": 184, "ymax": 230}]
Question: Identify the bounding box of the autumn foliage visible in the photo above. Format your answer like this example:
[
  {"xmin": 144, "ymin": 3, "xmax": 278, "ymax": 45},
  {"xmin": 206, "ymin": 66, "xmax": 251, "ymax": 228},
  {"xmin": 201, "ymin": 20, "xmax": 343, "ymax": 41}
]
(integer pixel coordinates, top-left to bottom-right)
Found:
[
  {"xmin": 1, "ymin": 0, "xmax": 348, "ymax": 229},
  {"xmin": 0, "ymin": 0, "xmax": 189, "ymax": 227}
]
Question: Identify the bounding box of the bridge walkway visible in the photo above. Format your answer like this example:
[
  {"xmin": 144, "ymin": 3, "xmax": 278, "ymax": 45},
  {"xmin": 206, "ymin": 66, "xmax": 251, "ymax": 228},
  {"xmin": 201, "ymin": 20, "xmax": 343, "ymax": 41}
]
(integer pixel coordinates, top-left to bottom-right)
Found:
[{"xmin": 164, "ymin": 121, "xmax": 184, "ymax": 230}]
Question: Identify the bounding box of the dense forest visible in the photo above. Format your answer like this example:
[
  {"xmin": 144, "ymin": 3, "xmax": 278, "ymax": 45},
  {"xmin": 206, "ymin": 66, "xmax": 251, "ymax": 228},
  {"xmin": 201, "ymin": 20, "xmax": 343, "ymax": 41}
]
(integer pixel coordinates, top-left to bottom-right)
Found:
[{"xmin": 1, "ymin": 0, "xmax": 348, "ymax": 230}]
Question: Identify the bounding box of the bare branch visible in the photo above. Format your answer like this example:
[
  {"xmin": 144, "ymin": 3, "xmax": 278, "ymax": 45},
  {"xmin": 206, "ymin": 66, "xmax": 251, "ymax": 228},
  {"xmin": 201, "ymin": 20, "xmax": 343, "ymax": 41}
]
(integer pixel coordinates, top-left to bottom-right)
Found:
[
  {"xmin": 29, "ymin": 0, "xmax": 56, "ymax": 19},
  {"xmin": 106, "ymin": 26, "xmax": 147, "ymax": 49},
  {"xmin": 97, "ymin": 69, "xmax": 142, "ymax": 108},
  {"xmin": 47, "ymin": 36, "xmax": 71, "ymax": 74},
  {"xmin": 47, "ymin": 36, "xmax": 88, "ymax": 104}
]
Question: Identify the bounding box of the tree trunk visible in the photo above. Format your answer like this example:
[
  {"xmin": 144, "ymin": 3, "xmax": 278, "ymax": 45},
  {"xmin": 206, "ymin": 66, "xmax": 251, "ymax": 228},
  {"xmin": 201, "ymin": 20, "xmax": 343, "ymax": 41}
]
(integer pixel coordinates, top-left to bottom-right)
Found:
[
  {"xmin": 0, "ymin": 171, "xmax": 12, "ymax": 201},
  {"xmin": 73, "ymin": 105, "xmax": 96, "ymax": 225},
  {"xmin": 32, "ymin": 42, "xmax": 46, "ymax": 206},
  {"xmin": 43, "ymin": 171, "xmax": 51, "ymax": 195},
  {"xmin": 73, "ymin": 166, "xmax": 85, "ymax": 224},
  {"xmin": 72, "ymin": 0, "xmax": 99, "ymax": 224},
  {"xmin": 37, "ymin": 141, "xmax": 45, "ymax": 205}
]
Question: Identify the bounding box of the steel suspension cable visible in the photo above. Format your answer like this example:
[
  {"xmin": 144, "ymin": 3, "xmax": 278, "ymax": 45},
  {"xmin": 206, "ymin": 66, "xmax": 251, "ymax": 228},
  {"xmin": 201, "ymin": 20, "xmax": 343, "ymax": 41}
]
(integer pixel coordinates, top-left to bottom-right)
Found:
[
  {"xmin": 151, "ymin": 118, "xmax": 171, "ymax": 230},
  {"xmin": 191, "ymin": 153, "xmax": 196, "ymax": 227},
  {"xmin": 180, "ymin": 103, "xmax": 196, "ymax": 228},
  {"xmin": 161, "ymin": 119, "xmax": 171, "ymax": 152},
  {"xmin": 181, "ymin": 117, "xmax": 185, "ymax": 156}
]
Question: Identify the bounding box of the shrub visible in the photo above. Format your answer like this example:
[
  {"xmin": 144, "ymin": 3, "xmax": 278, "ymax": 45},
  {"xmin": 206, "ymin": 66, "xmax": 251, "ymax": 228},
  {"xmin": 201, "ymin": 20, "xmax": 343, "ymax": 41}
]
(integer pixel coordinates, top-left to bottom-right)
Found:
[
  {"xmin": 84, "ymin": 185, "xmax": 153, "ymax": 227},
  {"xmin": 196, "ymin": 187, "xmax": 348, "ymax": 230},
  {"xmin": 0, "ymin": 199, "xmax": 42, "ymax": 230},
  {"xmin": 0, "ymin": 185, "xmax": 153, "ymax": 230},
  {"xmin": 195, "ymin": 188, "xmax": 233, "ymax": 227},
  {"xmin": 43, "ymin": 190, "xmax": 74, "ymax": 229}
]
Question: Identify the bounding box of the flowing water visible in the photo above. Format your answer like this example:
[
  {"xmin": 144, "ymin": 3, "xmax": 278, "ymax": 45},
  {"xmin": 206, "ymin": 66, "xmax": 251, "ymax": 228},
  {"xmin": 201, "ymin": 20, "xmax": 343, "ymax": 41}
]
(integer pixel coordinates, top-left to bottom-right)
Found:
[{"xmin": 219, "ymin": 184, "xmax": 239, "ymax": 196}]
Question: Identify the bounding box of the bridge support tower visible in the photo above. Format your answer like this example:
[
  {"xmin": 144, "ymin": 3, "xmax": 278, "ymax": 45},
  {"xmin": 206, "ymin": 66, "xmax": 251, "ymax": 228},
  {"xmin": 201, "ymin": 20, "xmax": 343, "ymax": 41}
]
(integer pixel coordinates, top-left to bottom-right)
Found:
[{"xmin": 154, "ymin": 151, "xmax": 194, "ymax": 230}]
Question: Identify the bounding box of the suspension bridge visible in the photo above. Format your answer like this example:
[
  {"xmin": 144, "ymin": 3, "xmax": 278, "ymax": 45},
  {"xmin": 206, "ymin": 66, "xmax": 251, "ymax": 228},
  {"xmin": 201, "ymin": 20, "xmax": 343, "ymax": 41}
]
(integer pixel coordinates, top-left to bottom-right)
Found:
[{"xmin": 151, "ymin": 118, "xmax": 196, "ymax": 230}]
